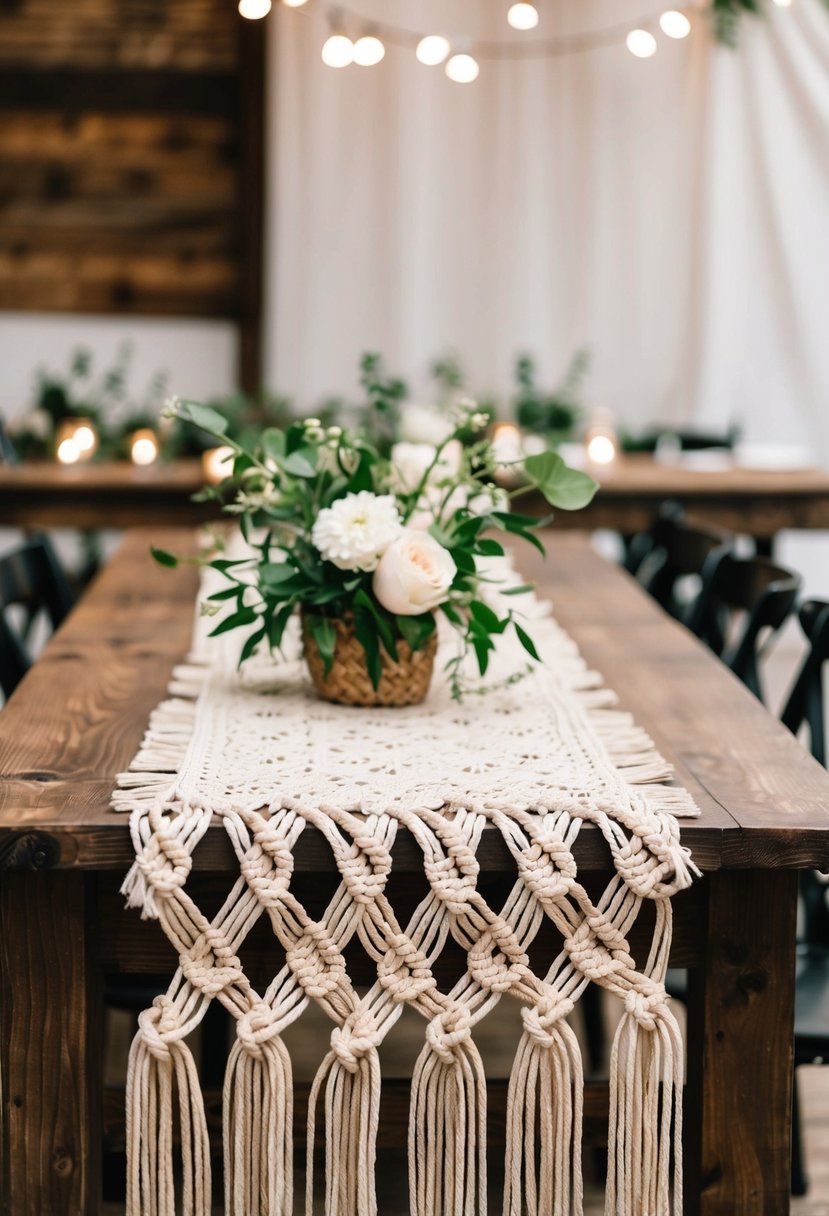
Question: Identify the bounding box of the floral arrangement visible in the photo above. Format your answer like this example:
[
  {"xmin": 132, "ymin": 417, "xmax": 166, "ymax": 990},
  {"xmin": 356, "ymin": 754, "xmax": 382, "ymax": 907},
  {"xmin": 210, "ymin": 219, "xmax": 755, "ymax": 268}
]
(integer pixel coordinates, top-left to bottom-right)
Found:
[{"xmin": 153, "ymin": 396, "xmax": 598, "ymax": 704}]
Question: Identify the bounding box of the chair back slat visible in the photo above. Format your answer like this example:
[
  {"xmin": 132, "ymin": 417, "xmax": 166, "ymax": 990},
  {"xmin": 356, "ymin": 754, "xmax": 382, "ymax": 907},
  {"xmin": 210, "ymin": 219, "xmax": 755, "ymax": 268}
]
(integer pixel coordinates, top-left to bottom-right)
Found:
[{"xmin": 0, "ymin": 535, "xmax": 75, "ymax": 699}]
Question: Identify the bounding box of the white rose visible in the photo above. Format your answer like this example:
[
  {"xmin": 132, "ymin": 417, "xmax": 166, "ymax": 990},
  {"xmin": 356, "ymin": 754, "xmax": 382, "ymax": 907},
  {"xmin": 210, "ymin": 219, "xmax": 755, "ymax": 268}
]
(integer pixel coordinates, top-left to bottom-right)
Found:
[
  {"xmin": 373, "ymin": 530, "xmax": 457, "ymax": 616},
  {"xmin": 400, "ymin": 403, "xmax": 455, "ymax": 446},
  {"xmin": 311, "ymin": 490, "xmax": 402, "ymax": 572},
  {"xmin": 391, "ymin": 440, "xmax": 463, "ymax": 493}
]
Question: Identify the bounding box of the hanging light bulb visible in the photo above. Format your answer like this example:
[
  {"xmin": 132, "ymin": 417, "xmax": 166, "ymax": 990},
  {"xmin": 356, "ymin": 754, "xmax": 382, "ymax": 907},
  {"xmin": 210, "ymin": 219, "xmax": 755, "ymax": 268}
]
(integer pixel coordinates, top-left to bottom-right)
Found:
[
  {"xmin": 626, "ymin": 29, "xmax": 657, "ymax": 57},
  {"xmin": 416, "ymin": 34, "xmax": 451, "ymax": 65},
  {"xmin": 322, "ymin": 33, "xmax": 354, "ymax": 67},
  {"xmin": 353, "ymin": 34, "xmax": 385, "ymax": 65},
  {"xmin": 281, "ymin": 0, "xmax": 308, "ymax": 6},
  {"xmin": 238, "ymin": 0, "xmax": 272, "ymax": 18},
  {"xmin": 445, "ymin": 53, "xmax": 479, "ymax": 82},
  {"xmin": 659, "ymin": 10, "xmax": 691, "ymax": 37},
  {"xmin": 507, "ymin": 2, "xmax": 539, "ymax": 30}
]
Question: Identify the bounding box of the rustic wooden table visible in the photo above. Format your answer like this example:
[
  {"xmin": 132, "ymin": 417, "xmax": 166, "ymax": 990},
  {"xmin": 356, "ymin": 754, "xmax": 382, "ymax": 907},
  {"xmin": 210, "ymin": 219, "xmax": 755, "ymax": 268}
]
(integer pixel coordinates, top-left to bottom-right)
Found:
[
  {"xmin": 1, "ymin": 530, "xmax": 828, "ymax": 1214},
  {"xmin": 2, "ymin": 456, "xmax": 829, "ymax": 545}
]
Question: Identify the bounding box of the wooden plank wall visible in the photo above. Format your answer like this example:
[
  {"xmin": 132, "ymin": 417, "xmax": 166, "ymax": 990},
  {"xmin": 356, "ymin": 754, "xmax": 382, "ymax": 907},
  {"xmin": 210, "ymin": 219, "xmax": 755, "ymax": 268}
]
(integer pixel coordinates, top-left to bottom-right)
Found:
[{"xmin": 0, "ymin": 0, "xmax": 265, "ymax": 389}]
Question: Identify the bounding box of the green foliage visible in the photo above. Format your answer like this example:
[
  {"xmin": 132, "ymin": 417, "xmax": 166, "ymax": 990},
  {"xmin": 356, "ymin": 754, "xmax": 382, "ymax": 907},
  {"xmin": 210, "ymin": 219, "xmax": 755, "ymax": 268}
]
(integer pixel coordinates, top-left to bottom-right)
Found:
[
  {"xmin": 152, "ymin": 394, "xmax": 598, "ymax": 697},
  {"xmin": 514, "ymin": 350, "xmax": 589, "ymax": 441}
]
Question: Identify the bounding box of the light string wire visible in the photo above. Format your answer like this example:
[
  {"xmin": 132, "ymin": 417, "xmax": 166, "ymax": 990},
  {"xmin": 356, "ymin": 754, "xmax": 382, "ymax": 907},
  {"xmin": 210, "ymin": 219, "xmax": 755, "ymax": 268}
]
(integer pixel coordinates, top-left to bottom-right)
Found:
[{"xmin": 275, "ymin": 1, "xmax": 698, "ymax": 59}]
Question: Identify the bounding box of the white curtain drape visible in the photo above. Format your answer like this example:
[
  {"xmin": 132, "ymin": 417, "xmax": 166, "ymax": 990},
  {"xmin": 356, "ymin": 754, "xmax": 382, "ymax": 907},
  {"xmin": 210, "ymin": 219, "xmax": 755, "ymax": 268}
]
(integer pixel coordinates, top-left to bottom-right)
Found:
[{"xmin": 265, "ymin": 0, "xmax": 829, "ymax": 452}]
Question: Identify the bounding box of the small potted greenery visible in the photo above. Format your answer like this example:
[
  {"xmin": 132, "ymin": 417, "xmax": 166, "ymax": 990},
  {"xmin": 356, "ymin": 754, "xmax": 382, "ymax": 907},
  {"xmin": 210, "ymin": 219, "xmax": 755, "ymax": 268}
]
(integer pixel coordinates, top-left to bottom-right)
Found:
[{"xmin": 153, "ymin": 396, "xmax": 597, "ymax": 705}]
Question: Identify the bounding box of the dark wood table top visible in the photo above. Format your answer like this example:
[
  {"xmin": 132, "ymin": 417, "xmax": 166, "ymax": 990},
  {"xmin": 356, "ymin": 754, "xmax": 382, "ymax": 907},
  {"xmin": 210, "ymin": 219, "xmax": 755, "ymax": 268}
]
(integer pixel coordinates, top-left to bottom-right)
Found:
[
  {"xmin": 1, "ymin": 528, "xmax": 828, "ymax": 874},
  {"xmin": 2, "ymin": 455, "xmax": 829, "ymax": 536}
]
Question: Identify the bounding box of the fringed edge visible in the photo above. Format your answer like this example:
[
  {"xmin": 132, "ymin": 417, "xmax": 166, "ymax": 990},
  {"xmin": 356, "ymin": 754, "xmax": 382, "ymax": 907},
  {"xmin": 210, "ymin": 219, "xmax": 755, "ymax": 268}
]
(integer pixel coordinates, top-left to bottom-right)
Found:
[
  {"xmin": 111, "ymin": 666, "xmax": 208, "ymax": 815},
  {"xmin": 605, "ymin": 1006, "xmax": 684, "ymax": 1216},
  {"xmin": 503, "ymin": 1013, "xmax": 584, "ymax": 1216},
  {"xmin": 306, "ymin": 1048, "xmax": 381, "ymax": 1216},
  {"xmin": 224, "ymin": 1034, "xmax": 294, "ymax": 1216},
  {"xmin": 408, "ymin": 1035, "xmax": 487, "ymax": 1216},
  {"xmin": 126, "ymin": 1028, "xmax": 211, "ymax": 1216}
]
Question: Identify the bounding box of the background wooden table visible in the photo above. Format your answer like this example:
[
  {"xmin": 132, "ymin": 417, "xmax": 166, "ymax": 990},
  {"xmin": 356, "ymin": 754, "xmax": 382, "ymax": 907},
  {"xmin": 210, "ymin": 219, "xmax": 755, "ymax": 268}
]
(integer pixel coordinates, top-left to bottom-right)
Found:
[
  {"xmin": 2, "ymin": 455, "xmax": 829, "ymax": 544},
  {"xmin": 1, "ymin": 530, "xmax": 828, "ymax": 1214}
]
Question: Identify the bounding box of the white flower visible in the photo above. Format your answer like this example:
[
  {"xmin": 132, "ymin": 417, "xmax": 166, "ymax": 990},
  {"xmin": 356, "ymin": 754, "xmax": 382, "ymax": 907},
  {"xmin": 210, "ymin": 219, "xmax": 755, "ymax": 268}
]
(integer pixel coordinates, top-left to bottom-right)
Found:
[
  {"xmin": 468, "ymin": 485, "xmax": 510, "ymax": 516},
  {"xmin": 391, "ymin": 440, "xmax": 463, "ymax": 493},
  {"xmin": 312, "ymin": 491, "xmax": 402, "ymax": 572},
  {"xmin": 400, "ymin": 403, "xmax": 455, "ymax": 446},
  {"xmin": 373, "ymin": 531, "xmax": 457, "ymax": 616},
  {"xmin": 227, "ymin": 483, "xmax": 282, "ymax": 514}
]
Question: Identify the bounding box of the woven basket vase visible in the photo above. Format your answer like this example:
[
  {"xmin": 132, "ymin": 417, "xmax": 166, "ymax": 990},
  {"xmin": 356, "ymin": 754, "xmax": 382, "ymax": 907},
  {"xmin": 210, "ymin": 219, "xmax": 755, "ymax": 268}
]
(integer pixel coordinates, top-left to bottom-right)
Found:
[{"xmin": 301, "ymin": 611, "xmax": 437, "ymax": 707}]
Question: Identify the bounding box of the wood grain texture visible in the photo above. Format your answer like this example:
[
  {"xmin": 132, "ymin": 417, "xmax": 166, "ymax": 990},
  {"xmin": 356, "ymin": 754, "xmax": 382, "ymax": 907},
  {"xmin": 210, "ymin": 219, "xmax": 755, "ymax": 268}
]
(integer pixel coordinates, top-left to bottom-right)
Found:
[
  {"xmin": 0, "ymin": 0, "xmax": 264, "ymax": 372},
  {"xmin": 684, "ymin": 870, "xmax": 798, "ymax": 1215},
  {"xmin": 3, "ymin": 457, "xmax": 829, "ymax": 537},
  {"xmin": 0, "ymin": 872, "xmax": 102, "ymax": 1216},
  {"xmin": 1, "ymin": 530, "xmax": 829, "ymax": 873}
]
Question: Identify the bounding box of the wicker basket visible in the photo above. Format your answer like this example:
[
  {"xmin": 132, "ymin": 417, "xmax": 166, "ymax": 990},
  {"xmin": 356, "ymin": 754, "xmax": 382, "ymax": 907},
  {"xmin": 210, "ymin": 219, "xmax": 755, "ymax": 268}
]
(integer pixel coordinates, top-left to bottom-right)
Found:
[{"xmin": 301, "ymin": 611, "xmax": 437, "ymax": 707}]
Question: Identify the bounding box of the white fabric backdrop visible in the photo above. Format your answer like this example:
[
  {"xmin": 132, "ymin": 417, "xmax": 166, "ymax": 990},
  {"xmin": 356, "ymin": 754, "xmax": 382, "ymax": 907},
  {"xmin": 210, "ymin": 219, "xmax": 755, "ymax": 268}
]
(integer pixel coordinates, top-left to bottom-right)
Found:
[{"xmin": 265, "ymin": 0, "xmax": 829, "ymax": 453}]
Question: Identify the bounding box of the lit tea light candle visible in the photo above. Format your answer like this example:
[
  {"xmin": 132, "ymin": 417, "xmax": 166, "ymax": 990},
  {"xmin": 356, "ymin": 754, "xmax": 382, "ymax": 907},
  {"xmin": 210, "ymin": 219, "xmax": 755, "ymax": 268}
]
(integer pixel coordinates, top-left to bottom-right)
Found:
[
  {"xmin": 56, "ymin": 435, "xmax": 81, "ymax": 464},
  {"xmin": 129, "ymin": 428, "xmax": 160, "ymax": 466},
  {"xmin": 56, "ymin": 418, "xmax": 98, "ymax": 464},
  {"xmin": 202, "ymin": 444, "xmax": 235, "ymax": 484},
  {"xmin": 584, "ymin": 411, "xmax": 619, "ymax": 471}
]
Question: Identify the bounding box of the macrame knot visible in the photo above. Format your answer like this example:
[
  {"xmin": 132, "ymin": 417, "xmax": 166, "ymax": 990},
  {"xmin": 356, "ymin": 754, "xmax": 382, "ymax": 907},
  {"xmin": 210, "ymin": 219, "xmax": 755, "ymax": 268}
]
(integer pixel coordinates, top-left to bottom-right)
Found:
[
  {"xmin": 468, "ymin": 926, "xmax": 528, "ymax": 993},
  {"xmin": 330, "ymin": 1009, "xmax": 380, "ymax": 1073},
  {"xmin": 425, "ymin": 1009, "xmax": 473, "ymax": 1064},
  {"xmin": 424, "ymin": 855, "xmax": 477, "ymax": 914},
  {"xmin": 180, "ymin": 927, "xmax": 244, "ymax": 996},
  {"xmin": 624, "ymin": 984, "xmax": 668, "ymax": 1031},
  {"xmin": 235, "ymin": 1000, "xmax": 278, "ymax": 1059},
  {"xmin": 517, "ymin": 845, "xmax": 573, "ymax": 902},
  {"xmin": 521, "ymin": 994, "xmax": 575, "ymax": 1048},
  {"xmin": 286, "ymin": 920, "xmax": 346, "ymax": 998},
  {"xmin": 135, "ymin": 831, "xmax": 192, "ymax": 897},
  {"xmin": 339, "ymin": 847, "xmax": 386, "ymax": 906},
  {"xmin": 377, "ymin": 936, "xmax": 435, "ymax": 1003},
  {"xmin": 137, "ymin": 997, "xmax": 177, "ymax": 1062}
]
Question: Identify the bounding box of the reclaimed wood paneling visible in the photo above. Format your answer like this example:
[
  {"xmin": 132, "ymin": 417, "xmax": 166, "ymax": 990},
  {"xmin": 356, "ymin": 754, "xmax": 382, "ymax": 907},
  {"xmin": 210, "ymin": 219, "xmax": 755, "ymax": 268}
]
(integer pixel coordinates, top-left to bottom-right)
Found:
[{"xmin": 0, "ymin": 0, "xmax": 264, "ymax": 387}]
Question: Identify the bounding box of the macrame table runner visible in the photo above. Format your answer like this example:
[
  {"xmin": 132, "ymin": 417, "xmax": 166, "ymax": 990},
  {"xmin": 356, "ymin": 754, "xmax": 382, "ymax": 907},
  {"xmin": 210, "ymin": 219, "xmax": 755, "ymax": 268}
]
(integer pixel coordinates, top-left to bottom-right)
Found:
[{"xmin": 113, "ymin": 551, "xmax": 699, "ymax": 1216}]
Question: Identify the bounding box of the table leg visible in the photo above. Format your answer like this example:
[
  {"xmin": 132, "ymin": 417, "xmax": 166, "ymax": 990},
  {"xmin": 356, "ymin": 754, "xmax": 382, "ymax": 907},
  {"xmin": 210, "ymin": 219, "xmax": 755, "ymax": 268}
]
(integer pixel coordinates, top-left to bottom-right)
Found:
[
  {"xmin": 0, "ymin": 872, "xmax": 102, "ymax": 1216},
  {"xmin": 684, "ymin": 869, "xmax": 797, "ymax": 1215}
]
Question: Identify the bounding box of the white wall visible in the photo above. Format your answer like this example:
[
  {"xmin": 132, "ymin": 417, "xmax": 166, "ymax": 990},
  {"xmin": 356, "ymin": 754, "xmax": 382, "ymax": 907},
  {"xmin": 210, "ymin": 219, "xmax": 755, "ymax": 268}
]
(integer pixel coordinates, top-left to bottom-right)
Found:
[
  {"xmin": 264, "ymin": 0, "xmax": 829, "ymax": 457},
  {"xmin": 0, "ymin": 313, "xmax": 237, "ymax": 425}
]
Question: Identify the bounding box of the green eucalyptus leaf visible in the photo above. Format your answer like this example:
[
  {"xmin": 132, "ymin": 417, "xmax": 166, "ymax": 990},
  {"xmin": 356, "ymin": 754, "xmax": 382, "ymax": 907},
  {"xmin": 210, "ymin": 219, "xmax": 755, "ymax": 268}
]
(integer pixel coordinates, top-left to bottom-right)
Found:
[
  {"xmin": 469, "ymin": 599, "xmax": 504, "ymax": 634},
  {"xmin": 310, "ymin": 616, "xmax": 337, "ymax": 677},
  {"xmin": 514, "ymin": 622, "xmax": 541, "ymax": 661},
  {"xmin": 176, "ymin": 401, "xmax": 230, "ymax": 437},
  {"xmin": 151, "ymin": 546, "xmax": 178, "ymax": 568},
  {"xmin": 395, "ymin": 612, "xmax": 436, "ymax": 652},
  {"xmin": 239, "ymin": 626, "xmax": 266, "ymax": 666},
  {"xmin": 280, "ymin": 448, "xmax": 317, "ymax": 479},
  {"xmin": 209, "ymin": 607, "xmax": 257, "ymax": 637}
]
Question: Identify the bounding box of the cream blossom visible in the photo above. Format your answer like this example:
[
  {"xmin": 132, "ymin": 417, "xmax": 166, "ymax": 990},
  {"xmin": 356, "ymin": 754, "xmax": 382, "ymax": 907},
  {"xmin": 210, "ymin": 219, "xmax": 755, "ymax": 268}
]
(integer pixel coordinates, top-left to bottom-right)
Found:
[
  {"xmin": 399, "ymin": 403, "xmax": 455, "ymax": 446},
  {"xmin": 373, "ymin": 530, "xmax": 457, "ymax": 616},
  {"xmin": 311, "ymin": 491, "xmax": 402, "ymax": 572},
  {"xmin": 390, "ymin": 440, "xmax": 463, "ymax": 494}
]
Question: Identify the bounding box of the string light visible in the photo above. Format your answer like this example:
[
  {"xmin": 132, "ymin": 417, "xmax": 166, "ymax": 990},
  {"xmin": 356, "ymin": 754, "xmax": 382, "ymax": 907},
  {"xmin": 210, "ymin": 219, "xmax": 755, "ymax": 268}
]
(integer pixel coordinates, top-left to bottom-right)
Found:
[
  {"xmin": 445, "ymin": 52, "xmax": 479, "ymax": 82},
  {"xmin": 507, "ymin": 3, "xmax": 539, "ymax": 30},
  {"xmin": 416, "ymin": 34, "xmax": 450, "ymax": 65},
  {"xmin": 659, "ymin": 10, "xmax": 691, "ymax": 37},
  {"xmin": 281, "ymin": 0, "xmax": 308, "ymax": 6},
  {"xmin": 353, "ymin": 34, "xmax": 385, "ymax": 65},
  {"xmin": 626, "ymin": 28, "xmax": 657, "ymax": 56},
  {"xmin": 322, "ymin": 32, "xmax": 354, "ymax": 66},
  {"xmin": 238, "ymin": 0, "xmax": 272, "ymax": 17}
]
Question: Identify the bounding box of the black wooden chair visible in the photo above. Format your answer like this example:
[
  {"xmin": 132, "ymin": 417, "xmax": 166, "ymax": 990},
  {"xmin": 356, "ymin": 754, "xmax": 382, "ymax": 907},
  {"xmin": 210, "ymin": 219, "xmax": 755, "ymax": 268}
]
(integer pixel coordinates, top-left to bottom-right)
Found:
[
  {"xmin": 777, "ymin": 599, "xmax": 829, "ymax": 1194},
  {"xmin": 684, "ymin": 554, "xmax": 801, "ymax": 703},
  {"xmin": 635, "ymin": 515, "xmax": 733, "ymax": 620},
  {"xmin": 0, "ymin": 534, "xmax": 76, "ymax": 699}
]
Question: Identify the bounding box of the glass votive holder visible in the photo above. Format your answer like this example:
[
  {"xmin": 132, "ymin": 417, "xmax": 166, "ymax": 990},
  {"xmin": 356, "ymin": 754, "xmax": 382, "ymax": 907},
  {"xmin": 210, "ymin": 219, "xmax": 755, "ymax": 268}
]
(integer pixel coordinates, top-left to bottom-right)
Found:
[
  {"xmin": 56, "ymin": 418, "xmax": 98, "ymax": 464},
  {"xmin": 129, "ymin": 428, "xmax": 160, "ymax": 467},
  {"xmin": 202, "ymin": 445, "xmax": 235, "ymax": 485}
]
